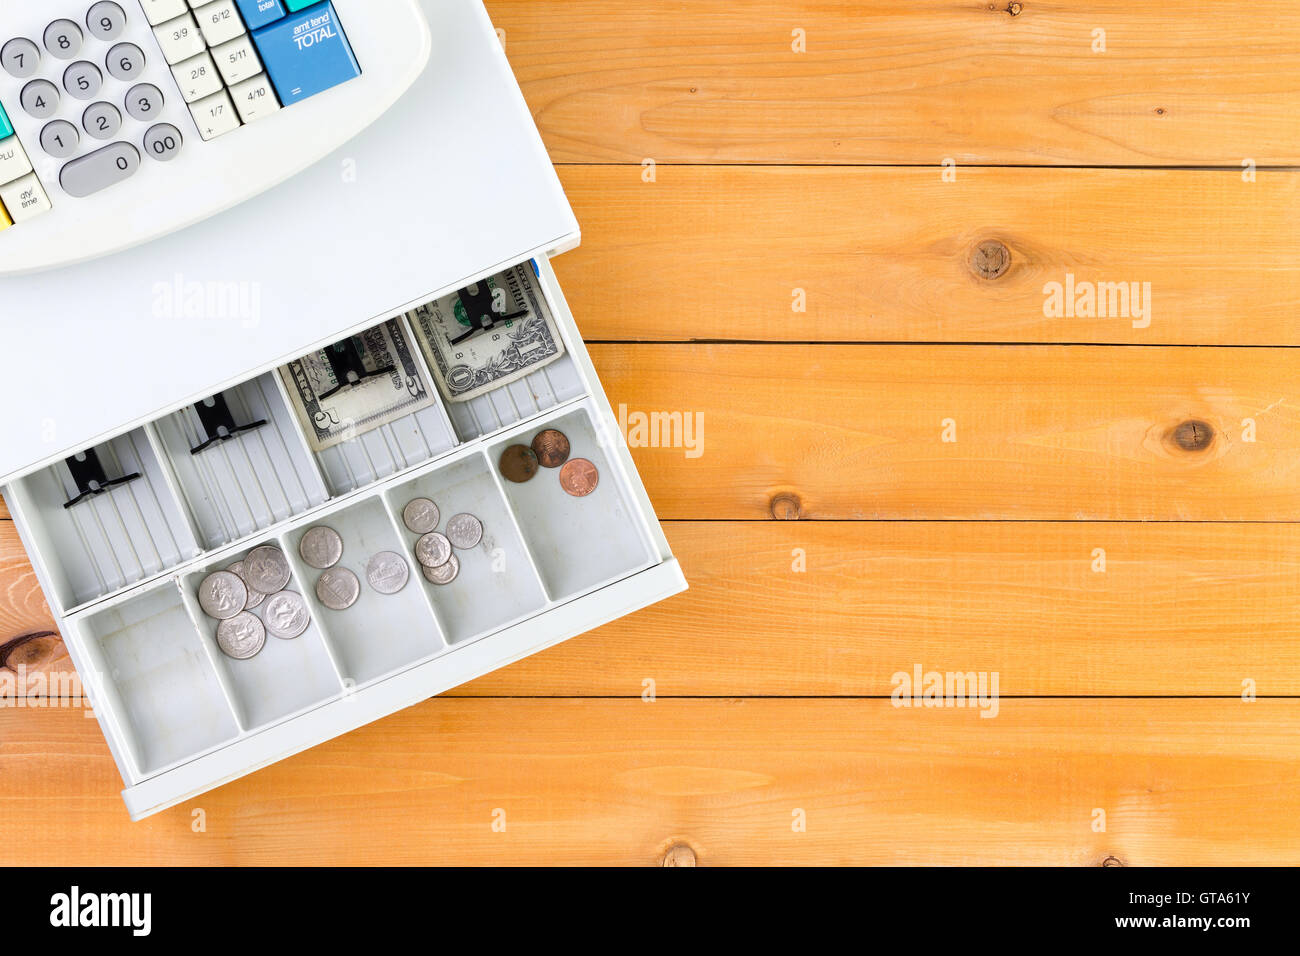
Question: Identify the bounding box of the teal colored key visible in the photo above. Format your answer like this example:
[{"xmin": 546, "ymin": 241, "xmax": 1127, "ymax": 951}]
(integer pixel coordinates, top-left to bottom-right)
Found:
[
  {"xmin": 0, "ymin": 101, "xmax": 12, "ymax": 140},
  {"xmin": 284, "ymin": 0, "xmax": 316, "ymax": 10}
]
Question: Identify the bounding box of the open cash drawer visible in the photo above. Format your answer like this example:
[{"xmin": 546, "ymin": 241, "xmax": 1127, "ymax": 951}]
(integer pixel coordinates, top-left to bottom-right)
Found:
[{"xmin": 0, "ymin": 0, "xmax": 685, "ymax": 820}]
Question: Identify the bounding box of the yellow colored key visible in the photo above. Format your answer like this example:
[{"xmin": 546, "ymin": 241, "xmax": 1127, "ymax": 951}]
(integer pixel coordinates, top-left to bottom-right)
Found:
[{"xmin": 0, "ymin": 200, "xmax": 11, "ymax": 231}]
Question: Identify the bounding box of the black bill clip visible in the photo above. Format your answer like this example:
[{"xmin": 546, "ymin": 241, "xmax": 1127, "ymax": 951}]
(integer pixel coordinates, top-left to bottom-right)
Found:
[
  {"xmin": 63, "ymin": 448, "xmax": 141, "ymax": 509},
  {"xmin": 448, "ymin": 282, "xmax": 527, "ymax": 346},
  {"xmin": 189, "ymin": 393, "xmax": 268, "ymax": 455},
  {"xmin": 318, "ymin": 336, "xmax": 395, "ymax": 400}
]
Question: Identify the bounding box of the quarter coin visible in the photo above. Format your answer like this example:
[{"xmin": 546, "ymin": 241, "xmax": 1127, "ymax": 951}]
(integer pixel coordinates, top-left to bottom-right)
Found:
[
  {"xmin": 299, "ymin": 525, "xmax": 344, "ymax": 570},
  {"xmin": 499, "ymin": 443, "xmax": 539, "ymax": 483},
  {"xmin": 559, "ymin": 458, "xmax": 600, "ymax": 497},
  {"xmin": 367, "ymin": 551, "xmax": 410, "ymax": 595},
  {"xmin": 226, "ymin": 561, "xmax": 266, "ymax": 610},
  {"xmin": 422, "ymin": 552, "xmax": 460, "ymax": 585},
  {"xmin": 316, "ymin": 567, "xmax": 361, "ymax": 611},
  {"xmin": 531, "ymin": 428, "xmax": 571, "ymax": 468},
  {"xmin": 199, "ymin": 570, "xmax": 247, "ymax": 621},
  {"xmin": 445, "ymin": 513, "xmax": 483, "ymax": 550},
  {"xmin": 244, "ymin": 545, "xmax": 292, "ymax": 594},
  {"xmin": 402, "ymin": 497, "xmax": 440, "ymax": 535},
  {"xmin": 415, "ymin": 531, "xmax": 453, "ymax": 569},
  {"xmin": 263, "ymin": 590, "xmax": 311, "ymax": 639},
  {"xmin": 216, "ymin": 611, "xmax": 266, "ymax": 660}
]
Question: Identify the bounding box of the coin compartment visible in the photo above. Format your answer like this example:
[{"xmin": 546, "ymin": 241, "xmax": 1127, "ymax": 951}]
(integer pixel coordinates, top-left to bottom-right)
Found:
[
  {"xmin": 489, "ymin": 404, "xmax": 657, "ymax": 602},
  {"xmin": 282, "ymin": 499, "xmax": 447, "ymax": 687},
  {"xmin": 154, "ymin": 373, "xmax": 331, "ymax": 552},
  {"xmin": 383, "ymin": 452, "xmax": 549, "ymax": 645},
  {"xmin": 5, "ymin": 427, "xmax": 202, "ymax": 613}
]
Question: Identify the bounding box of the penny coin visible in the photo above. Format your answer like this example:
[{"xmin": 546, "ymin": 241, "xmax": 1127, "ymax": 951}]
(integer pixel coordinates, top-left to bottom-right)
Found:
[
  {"xmin": 415, "ymin": 531, "xmax": 453, "ymax": 569},
  {"xmin": 227, "ymin": 561, "xmax": 266, "ymax": 610},
  {"xmin": 216, "ymin": 611, "xmax": 265, "ymax": 660},
  {"xmin": 316, "ymin": 567, "xmax": 361, "ymax": 611},
  {"xmin": 244, "ymin": 545, "xmax": 292, "ymax": 594},
  {"xmin": 559, "ymin": 458, "xmax": 600, "ymax": 497},
  {"xmin": 299, "ymin": 525, "xmax": 344, "ymax": 570},
  {"xmin": 499, "ymin": 443, "xmax": 539, "ymax": 483},
  {"xmin": 445, "ymin": 513, "xmax": 483, "ymax": 550},
  {"xmin": 531, "ymin": 428, "xmax": 571, "ymax": 468},
  {"xmin": 263, "ymin": 590, "xmax": 311, "ymax": 639},
  {"xmin": 367, "ymin": 551, "xmax": 410, "ymax": 595},
  {"xmin": 198, "ymin": 570, "xmax": 247, "ymax": 621},
  {"xmin": 402, "ymin": 497, "xmax": 440, "ymax": 535},
  {"xmin": 422, "ymin": 553, "xmax": 460, "ymax": 585}
]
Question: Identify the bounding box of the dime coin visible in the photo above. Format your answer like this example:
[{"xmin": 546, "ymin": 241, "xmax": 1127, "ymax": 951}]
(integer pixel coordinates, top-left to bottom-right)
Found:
[
  {"xmin": 367, "ymin": 551, "xmax": 410, "ymax": 595},
  {"xmin": 402, "ymin": 497, "xmax": 440, "ymax": 535},
  {"xmin": 422, "ymin": 552, "xmax": 460, "ymax": 585},
  {"xmin": 216, "ymin": 611, "xmax": 266, "ymax": 660},
  {"xmin": 531, "ymin": 428, "xmax": 571, "ymax": 468},
  {"xmin": 299, "ymin": 525, "xmax": 344, "ymax": 570},
  {"xmin": 445, "ymin": 512, "xmax": 484, "ymax": 550},
  {"xmin": 316, "ymin": 567, "xmax": 361, "ymax": 611},
  {"xmin": 227, "ymin": 561, "xmax": 266, "ymax": 610},
  {"xmin": 498, "ymin": 443, "xmax": 539, "ymax": 483},
  {"xmin": 244, "ymin": 545, "xmax": 292, "ymax": 594},
  {"xmin": 415, "ymin": 531, "xmax": 453, "ymax": 569},
  {"xmin": 199, "ymin": 570, "xmax": 248, "ymax": 621},
  {"xmin": 263, "ymin": 590, "xmax": 311, "ymax": 639},
  {"xmin": 559, "ymin": 458, "xmax": 600, "ymax": 497}
]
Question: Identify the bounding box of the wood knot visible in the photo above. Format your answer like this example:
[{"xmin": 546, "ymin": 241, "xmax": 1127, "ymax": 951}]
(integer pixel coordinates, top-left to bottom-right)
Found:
[
  {"xmin": 1169, "ymin": 419, "xmax": 1214, "ymax": 452},
  {"xmin": 969, "ymin": 239, "xmax": 1011, "ymax": 280},
  {"xmin": 662, "ymin": 844, "xmax": 697, "ymax": 867},
  {"xmin": 1007, "ymin": 1, "xmax": 1023, "ymax": 14},
  {"xmin": 1101, "ymin": 855, "xmax": 1126, "ymax": 867},
  {"xmin": 770, "ymin": 493, "xmax": 802, "ymax": 520},
  {"xmin": 0, "ymin": 631, "xmax": 62, "ymax": 672}
]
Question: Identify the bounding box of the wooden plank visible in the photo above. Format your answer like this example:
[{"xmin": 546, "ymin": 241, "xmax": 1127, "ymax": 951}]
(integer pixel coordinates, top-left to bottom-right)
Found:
[
  {"xmin": 1, "ymin": 699, "xmax": 1296, "ymax": 865},
  {"xmin": 555, "ymin": 166, "xmax": 1300, "ymax": 344},
  {"xmin": 589, "ymin": 343, "xmax": 1300, "ymax": 520},
  {"xmin": 487, "ymin": 0, "xmax": 1300, "ymax": 166}
]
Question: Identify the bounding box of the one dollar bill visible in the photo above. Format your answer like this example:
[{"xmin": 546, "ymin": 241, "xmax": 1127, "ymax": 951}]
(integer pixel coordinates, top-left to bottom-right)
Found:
[{"xmin": 406, "ymin": 263, "xmax": 566, "ymax": 404}]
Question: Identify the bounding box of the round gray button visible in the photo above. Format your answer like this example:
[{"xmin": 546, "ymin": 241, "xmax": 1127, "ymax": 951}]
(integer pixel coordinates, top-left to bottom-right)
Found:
[
  {"xmin": 83, "ymin": 102, "xmax": 121, "ymax": 140},
  {"xmin": 63, "ymin": 61, "xmax": 102, "ymax": 100},
  {"xmin": 143, "ymin": 123, "xmax": 182, "ymax": 162},
  {"xmin": 124, "ymin": 83, "xmax": 164, "ymax": 121},
  {"xmin": 1, "ymin": 38, "xmax": 40, "ymax": 78},
  {"xmin": 105, "ymin": 42, "xmax": 145, "ymax": 81},
  {"xmin": 40, "ymin": 120, "xmax": 80, "ymax": 158},
  {"xmin": 43, "ymin": 20, "xmax": 82, "ymax": 60},
  {"xmin": 86, "ymin": 2, "xmax": 127, "ymax": 42},
  {"xmin": 20, "ymin": 79, "xmax": 60, "ymax": 119}
]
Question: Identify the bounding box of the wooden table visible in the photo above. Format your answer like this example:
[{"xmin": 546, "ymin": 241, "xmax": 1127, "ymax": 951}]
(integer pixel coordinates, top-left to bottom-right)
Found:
[{"xmin": 3, "ymin": 0, "xmax": 1299, "ymax": 865}]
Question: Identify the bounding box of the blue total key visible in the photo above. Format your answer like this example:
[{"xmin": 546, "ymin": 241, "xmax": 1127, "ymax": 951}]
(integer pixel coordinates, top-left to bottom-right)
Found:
[
  {"xmin": 234, "ymin": 0, "xmax": 288, "ymax": 31},
  {"xmin": 252, "ymin": 1, "xmax": 361, "ymax": 107}
]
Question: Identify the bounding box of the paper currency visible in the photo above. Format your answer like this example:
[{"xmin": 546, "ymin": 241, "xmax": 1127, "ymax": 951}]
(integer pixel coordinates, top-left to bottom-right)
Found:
[
  {"xmin": 406, "ymin": 263, "xmax": 565, "ymax": 404},
  {"xmin": 280, "ymin": 319, "xmax": 436, "ymax": 451}
]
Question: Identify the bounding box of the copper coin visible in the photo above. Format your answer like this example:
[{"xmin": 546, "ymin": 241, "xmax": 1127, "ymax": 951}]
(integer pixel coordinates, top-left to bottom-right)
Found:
[
  {"xmin": 559, "ymin": 458, "xmax": 599, "ymax": 497},
  {"xmin": 499, "ymin": 443, "xmax": 539, "ymax": 483},
  {"xmin": 531, "ymin": 429, "xmax": 571, "ymax": 469}
]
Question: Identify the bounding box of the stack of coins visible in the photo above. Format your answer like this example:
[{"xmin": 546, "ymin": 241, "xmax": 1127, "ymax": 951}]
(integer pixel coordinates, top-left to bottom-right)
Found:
[
  {"xmin": 403, "ymin": 496, "xmax": 483, "ymax": 585},
  {"xmin": 198, "ymin": 545, "xmax": 310, "ymax": 661},
  {"xmin": 499, "ymin": 428, "xmax": 599, "ymax": 498},
  {"xmin": 298, "ymin": 524, "xmax": 411, "ymax": 611}
]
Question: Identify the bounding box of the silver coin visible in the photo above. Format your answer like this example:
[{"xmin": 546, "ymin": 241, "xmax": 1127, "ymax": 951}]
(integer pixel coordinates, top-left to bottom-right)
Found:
[
  {"xmin": 262, "ymin": 590, "xmax": 311, "ymax": 639},
  {"xmin": 316, "ymin": 567, "xmax": 361, "ymax": 611},
  {"xmin": 198, "ymin": 570, "xmax": 247, "ymax": 621},
  {"xmin": 422, "ymin": 553, "xmax": 460, "ymax": 585},
  {"xmin": 366, "ymin": 551, "xmax": 410, "ymax": 595},
  {"xmin": 244, "ymin": 545, "xmax": 292, "ymax": 594},
  {"xmin": 299, "ymin": 525, "xmax": 344, "ymax": 570},
  {"xmin": 226, "ymin": 561, "xmax": 266, "ymax": 610},
  {"xmin": 402, "ymin": 497, "xmax": 440, "ymax": 535},
  {"xmin": 446, "ymin": 513, "xmax": 484, "ymax": 550},
  {"xmin": 216, "ymin": 611, "xmax": 265, "ymax": 660},
  {"xmin": 415, "ymin": 531, "xmax": 453, "ymax": 568}
]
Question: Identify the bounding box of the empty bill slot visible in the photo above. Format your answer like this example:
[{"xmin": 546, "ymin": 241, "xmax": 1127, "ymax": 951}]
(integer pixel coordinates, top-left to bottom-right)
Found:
[
  {"xmin": 9, "ymin": 429, "xmax": 200, "ymax": 611},
  {"xmin": 313, "ymin": 403, "xmax": 458, "ymax": 496},
  {"xmin": 154, "ymin": 374, "xmax": 330, "ymax": 549},
  {"xmin": 281, "ymin": 498, "xmax": 445, "ymax": 688},
  {"xmin": 385, "ymin": 453, "xmax": 548, "ymax": 645},
  {"xmin": 76, "ymin": 583, "xmax": 241, "ymax": 778},
  {"xmin": 490, "ymin": 407, "xmax": 655, "ymax": 601}
]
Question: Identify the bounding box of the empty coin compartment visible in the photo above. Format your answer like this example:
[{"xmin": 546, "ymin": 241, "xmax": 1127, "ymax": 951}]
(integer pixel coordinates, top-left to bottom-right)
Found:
[
  {"xmin": 384, "ymin": 451, "xmax": 548, "ymax": 645},
  {"xmin": 490, "ymin": 405, "xmax": 656, "ymax": 602},
  {"xmin": 153, "ymin": 373, "xmax": 330, "ymax": 551},
  {"xmin": 72, "ymin": 582, "xmax": 241, "ymax": 779},
  {"xmin": 281, "ymin": 498, "xmax": 446, "ymax": 688},
  {"xmin": 4, "ymin": 427, "xmax": 202, "ymax": 612}
]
